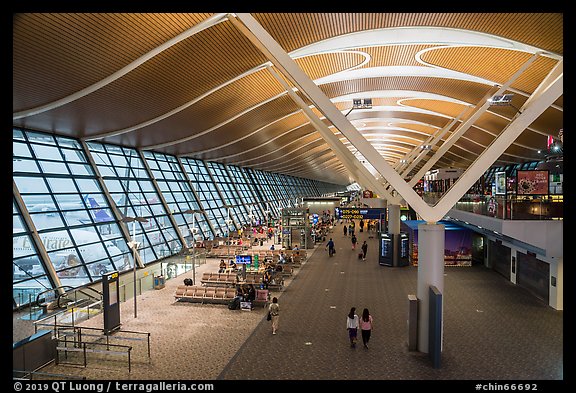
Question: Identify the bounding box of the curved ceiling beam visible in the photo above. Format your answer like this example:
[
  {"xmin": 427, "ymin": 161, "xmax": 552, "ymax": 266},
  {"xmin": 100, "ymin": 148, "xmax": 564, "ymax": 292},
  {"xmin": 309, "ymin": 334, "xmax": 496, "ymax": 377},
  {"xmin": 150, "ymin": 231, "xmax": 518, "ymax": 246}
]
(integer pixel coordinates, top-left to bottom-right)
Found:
[
  {"xmin": 290, "ymin": 26, "xmax": 562, "ymax": 59},
  {"xmin": 315, "ymin": 65, "xmax": 495, "ymax": 87},
  {"xmin": 13, "ymin": 13, "xmax": 230, "ymax": 120},
  {"xmin": 85, "ymin": 63, "xmax": 268, "ymax": 141},
  {"xmin": 142, "ymin": 91, "xmax": 286, "ymax": 150}
]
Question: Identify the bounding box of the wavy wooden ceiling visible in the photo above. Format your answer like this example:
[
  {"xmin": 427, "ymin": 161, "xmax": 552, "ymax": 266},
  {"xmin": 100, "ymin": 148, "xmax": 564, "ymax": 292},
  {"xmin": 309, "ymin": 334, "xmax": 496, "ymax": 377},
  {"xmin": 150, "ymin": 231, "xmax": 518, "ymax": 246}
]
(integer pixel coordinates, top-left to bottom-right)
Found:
[{"xmin": 13, "ymin": 12, "xmax": 563, "ymax": 186}]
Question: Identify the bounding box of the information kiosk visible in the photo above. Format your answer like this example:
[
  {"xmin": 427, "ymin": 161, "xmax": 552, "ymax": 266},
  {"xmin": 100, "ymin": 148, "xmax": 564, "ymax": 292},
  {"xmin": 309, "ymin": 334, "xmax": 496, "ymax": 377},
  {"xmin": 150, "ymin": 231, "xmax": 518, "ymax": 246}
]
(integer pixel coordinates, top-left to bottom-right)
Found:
[
  {"xmin": 379, "ymin": 232, "xmax": 409, "ymax": 267},
  {"xmin": 102, "ymin": 271, "xmax": 121, "ymax": 334},
  {"xmin": 236, "ymin": 254, "xmax": 252, "ymax": 280}
]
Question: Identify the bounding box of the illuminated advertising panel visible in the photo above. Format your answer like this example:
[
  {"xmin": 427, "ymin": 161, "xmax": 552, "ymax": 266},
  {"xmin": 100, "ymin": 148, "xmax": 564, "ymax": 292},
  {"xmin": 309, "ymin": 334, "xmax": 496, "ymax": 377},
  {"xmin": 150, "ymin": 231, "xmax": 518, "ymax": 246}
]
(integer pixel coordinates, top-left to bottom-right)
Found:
[{"xmin": 517, "ymin": 170, "xmax": 549, "ymax": 195}]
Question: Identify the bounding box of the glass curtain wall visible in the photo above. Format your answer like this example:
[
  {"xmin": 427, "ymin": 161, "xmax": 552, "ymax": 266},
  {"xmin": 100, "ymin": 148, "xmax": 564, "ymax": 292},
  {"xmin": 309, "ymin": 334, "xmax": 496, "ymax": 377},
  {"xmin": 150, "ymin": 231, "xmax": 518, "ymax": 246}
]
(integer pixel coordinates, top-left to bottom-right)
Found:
[
  {"xmin": 226, "ymin": 164, "xmax": 265, "ymax": 225},
  {"xmin": 87, "ymin": 142, "xmax": 181, "ymax": 263},
  {"xmin": 13, "ymin": 130, "xmax": 132, "ymax": 306},
  {"xmin": 142, "ymin": 151, "xmax": 214, "ymax": 244},
  {"xmin": 13, "ymin": 128, "xmax": 345, "ymax": 307},
  {"xmin": 181, "ymin": 158, "xmax": 235, "ymax": 237}
]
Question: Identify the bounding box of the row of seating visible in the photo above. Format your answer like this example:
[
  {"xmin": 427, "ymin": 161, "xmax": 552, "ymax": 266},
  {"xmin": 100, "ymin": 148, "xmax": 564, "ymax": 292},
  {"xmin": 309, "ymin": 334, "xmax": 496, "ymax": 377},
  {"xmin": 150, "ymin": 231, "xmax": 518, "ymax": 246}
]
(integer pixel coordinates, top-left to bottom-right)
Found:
[
  {"xmin": 174, "ymin": 285, "xmax": 235, "ymax": 304},
  {"xmin": 174, "ymin": 285, "xmax": 270, "ymax": 307},
  {"xmin": 200, "ymin": 272, "xmax": 237, "ymax": 287}
]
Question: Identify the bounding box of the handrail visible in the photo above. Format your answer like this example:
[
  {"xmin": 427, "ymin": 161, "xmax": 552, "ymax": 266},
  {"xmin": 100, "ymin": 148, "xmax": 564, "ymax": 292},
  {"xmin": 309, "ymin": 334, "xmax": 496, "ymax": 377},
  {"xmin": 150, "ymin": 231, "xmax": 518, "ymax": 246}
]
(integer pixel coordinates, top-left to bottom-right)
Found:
[
  {"xmin": 35, "ymin": 285, "xmax": 75, "ymax": 308},
  {"xmin": 36, "ymin": 323, "xmax": 152, "ymax": 360},
  {"xmin": 56, "ymin": 338, "xmax": 133, "ymax": 373},
  {"xmin": 57, "ymin": 286, "xmax": 102, "ymax": 309}
]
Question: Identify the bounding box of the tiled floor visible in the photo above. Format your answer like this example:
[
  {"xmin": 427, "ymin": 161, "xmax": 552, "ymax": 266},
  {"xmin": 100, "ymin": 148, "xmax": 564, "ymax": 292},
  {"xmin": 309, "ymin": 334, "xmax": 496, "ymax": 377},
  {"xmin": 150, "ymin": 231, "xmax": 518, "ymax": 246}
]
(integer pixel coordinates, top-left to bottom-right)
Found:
[{"xmin": 17, "ymin": 225, "xmax": 563, "ymax": 381}]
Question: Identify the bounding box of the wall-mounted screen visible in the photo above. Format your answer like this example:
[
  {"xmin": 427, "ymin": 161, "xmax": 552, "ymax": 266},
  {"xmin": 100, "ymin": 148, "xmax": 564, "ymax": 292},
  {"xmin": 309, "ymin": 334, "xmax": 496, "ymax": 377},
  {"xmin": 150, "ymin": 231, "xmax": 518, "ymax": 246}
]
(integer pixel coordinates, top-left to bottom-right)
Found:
[{"xmin": 235, "ymin": 255, "xmax": 252, "ymax": 264}]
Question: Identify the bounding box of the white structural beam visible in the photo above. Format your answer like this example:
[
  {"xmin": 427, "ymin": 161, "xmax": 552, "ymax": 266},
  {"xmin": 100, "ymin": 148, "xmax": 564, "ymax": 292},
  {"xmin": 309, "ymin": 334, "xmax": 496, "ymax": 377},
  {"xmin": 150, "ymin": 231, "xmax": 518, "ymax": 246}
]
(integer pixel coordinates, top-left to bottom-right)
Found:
[
  {"xmin": 232, "ymin": 13, "xmax": 561, "ymax": 224},
  {"xmin": 265, "ymin": 65, "xmax": 398, "ymax": 202},
  {"xmin": 431, "ymin": 59, "xmax": 563, "ymax": 219},
  {"xmin": 397, "ymin": 106, "xmax": 472, "ymax": 177},
  {"xmin": 232, "ymin": 13, "xmax": 433, "ymax": 218},
  {"xmin": 407, "ymin": 53, "xmax": 541, "ymax": 188}
]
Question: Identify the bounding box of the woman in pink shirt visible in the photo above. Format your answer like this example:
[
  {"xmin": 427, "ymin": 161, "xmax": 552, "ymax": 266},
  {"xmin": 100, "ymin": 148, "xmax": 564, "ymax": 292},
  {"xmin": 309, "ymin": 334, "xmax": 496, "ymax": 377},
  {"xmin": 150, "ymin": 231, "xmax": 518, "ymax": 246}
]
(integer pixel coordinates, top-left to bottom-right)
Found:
[{"xmin": 359, "ymin": 308, "xmax": 373, "ymax": 349}]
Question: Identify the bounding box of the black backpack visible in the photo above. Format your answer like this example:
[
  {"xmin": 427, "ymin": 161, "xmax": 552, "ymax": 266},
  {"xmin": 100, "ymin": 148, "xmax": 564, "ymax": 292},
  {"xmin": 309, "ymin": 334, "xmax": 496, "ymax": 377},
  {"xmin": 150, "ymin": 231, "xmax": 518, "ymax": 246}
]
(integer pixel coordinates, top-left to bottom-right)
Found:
[
  {"xmin": 228, "ymin": 298, "xmax": 240, "ymax": 310},
  {"xmin": 184, "ymin": 278, "xmax": 193, "ymax": 286}
]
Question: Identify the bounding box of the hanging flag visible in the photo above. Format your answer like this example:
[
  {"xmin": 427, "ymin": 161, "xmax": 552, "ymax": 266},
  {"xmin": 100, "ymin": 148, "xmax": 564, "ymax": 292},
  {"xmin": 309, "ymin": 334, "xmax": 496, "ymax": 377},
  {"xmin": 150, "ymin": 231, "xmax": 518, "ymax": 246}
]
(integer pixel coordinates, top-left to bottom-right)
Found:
[{"xmin": 547, "ymin": 135, "xmax": 554, "ymax": 149}]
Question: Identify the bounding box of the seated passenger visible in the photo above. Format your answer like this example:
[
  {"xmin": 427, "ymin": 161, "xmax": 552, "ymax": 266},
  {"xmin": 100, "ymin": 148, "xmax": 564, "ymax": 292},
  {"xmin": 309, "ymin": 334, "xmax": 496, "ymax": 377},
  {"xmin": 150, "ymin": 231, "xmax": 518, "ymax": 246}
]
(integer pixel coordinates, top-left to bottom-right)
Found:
[
  {"xmin": 270, "ymin": 244, "xmax": 275, "ymax": 251},
  {"xmin": 218, "ymin": 259, "xmax": 227, "ymax": 273},
  {"xmin": 246, "ymin": 284, "xmax": 256, "ymax": 302},
  {"xmin": 275, "ymin": 264, "xmax": 283, "ymax": 272},
  {"xmin": 279, "ymin": 252, "xmax": 286, "ymax": 264},
  {"xmin": 229, "ymin": 260, "xmax": 237, "ymax": 271}
]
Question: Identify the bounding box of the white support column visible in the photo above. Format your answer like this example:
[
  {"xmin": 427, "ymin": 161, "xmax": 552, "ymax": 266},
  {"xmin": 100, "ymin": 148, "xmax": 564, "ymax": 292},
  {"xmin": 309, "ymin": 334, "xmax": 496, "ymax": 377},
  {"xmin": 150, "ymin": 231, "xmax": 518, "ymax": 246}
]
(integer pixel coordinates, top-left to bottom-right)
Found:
[
  {"xmin": 408, "ymin": 53, "xmax": 541, "ymax": 188},
  {"xmin": 417, "ymin": 222, "xmax": 445, "ymax": 353},
  {"xmin": 387, "ymin": 204, "xmax": 401, "ymax": 236}
]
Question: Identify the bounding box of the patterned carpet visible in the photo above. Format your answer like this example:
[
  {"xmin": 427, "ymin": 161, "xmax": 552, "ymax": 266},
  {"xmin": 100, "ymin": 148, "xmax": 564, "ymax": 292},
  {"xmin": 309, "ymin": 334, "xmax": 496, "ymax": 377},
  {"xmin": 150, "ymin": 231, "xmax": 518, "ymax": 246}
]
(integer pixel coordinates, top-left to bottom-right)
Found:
[{"xmin": 16, "ymin": 226, "xmax": 563, "ymax": 382}]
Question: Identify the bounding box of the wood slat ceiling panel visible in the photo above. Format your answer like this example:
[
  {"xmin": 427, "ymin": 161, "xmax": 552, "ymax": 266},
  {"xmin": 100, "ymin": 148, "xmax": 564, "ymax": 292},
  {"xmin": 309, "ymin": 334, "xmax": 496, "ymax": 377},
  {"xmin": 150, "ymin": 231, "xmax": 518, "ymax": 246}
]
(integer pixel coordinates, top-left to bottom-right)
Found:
[
  {"xmin": 387, "ymin": 123, "xmax": 440, "ymax": 136},
  {"xmin": 347, "ymin": 140, "xmax": 414, "ymax": 153},
  {"xmin": 14, "ymin": 21, "xmax": 274, "ymax": 139},
  {"xmin": 13, "ymin": 13, "xmax": 214, "ymax": 111},
  {"xmin": 279, "ymin": 153, "xmax": 341, "ymax": 175},
  {"xmin": 257, "ymin": 144, "xmax": 331, "ymax": 171},
  {"xmin": 193, "ymin": 114, "xmax": 317, "ymax": 161},
  {"xmin": 401, "ymin": 99, "xmax": 468, "ymax": 118},
  {"xmin": 321, "ymin": 76, "xmax": 491, "ymax": 108},
  {"xmin": 420, "ymin": 47, "xmax": 561, "ymax": 95},
  {"xmin": 361, "ymin": 133, "xmax": 426, "ymax": 146},
  {"xmin": 263, "ymin": 137, "xmax": 329, "ymax": 167},
  {"xmin": 370, "ymin": 98, "xmax": 409, "ymax": 107},
  {"xmin": 273, "ymin": 152, "xmax": 339, "ymax": 173},
  {"xmin": 149, "ymin": 94, "xmax": 302, "ymax": 156},
  {"xmin": 255, "ymin": 13, "xmax": 562, "ymax": 56},
  {"xmin": 292, "ymin": 159, "xmax": 345, "ymax": 178},
  {"xmin": 92, "ymin": 73, "xmax": 288, "ymax": 148},
  {"xmin": 295, "ymin": 52, "xmax": 366, "ymax": 81}
]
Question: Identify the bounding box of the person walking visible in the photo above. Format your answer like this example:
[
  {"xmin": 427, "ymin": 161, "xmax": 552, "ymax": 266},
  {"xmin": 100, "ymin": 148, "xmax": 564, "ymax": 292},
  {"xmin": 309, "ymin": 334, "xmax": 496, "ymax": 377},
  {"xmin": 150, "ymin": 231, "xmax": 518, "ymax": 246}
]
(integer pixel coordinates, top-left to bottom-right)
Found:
[
  {"xmin": 269, "ymin": 297, "xmax": 280, "ymax": 335},
  {"xmin": 346, "ymin": 307, "xmax": 360, "ymax": 348},
  {"xmin": 361, "ymin": 240, "xmax": 368, "ymax": 260},
  {"xmin": 351, "ymin": 234, "xmax": 357, "ymax": 250},
  {"xmin": 326, "ymin": 238, "xmax": 335, "ymax": 257},
  {"xmin": 359, "ymin": 308, "xmax": 373, "ymax": 349},
  {"xmin": 343, "ymin": 224, "xmax": 348, "ymax": 237}
]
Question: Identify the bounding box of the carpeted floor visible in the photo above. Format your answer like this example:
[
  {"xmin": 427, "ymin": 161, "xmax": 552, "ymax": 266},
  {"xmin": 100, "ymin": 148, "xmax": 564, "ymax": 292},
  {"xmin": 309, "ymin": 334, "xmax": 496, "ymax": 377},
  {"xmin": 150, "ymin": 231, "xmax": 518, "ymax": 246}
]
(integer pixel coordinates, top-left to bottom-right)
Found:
[{"xmin": 16, "ymin": 225, "xmax": 563, "ymax": 382}]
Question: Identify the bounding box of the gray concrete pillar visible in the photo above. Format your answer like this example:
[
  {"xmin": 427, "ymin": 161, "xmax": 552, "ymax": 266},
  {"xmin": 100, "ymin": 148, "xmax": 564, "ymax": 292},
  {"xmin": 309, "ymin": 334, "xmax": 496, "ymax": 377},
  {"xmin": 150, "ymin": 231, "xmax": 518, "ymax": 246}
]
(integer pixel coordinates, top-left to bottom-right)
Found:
[{"xmin": 417, "ymin": 222, "xmax": 445, "ymax": 353}]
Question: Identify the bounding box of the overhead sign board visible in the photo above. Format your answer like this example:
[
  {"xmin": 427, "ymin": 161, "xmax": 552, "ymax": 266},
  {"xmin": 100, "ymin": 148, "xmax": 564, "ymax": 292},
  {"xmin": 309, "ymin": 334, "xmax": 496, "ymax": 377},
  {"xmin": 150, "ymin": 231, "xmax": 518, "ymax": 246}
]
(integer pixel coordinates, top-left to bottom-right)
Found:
[{"xmin": 335, "ymin": 207, "xmax": 386, "ymax": 220}]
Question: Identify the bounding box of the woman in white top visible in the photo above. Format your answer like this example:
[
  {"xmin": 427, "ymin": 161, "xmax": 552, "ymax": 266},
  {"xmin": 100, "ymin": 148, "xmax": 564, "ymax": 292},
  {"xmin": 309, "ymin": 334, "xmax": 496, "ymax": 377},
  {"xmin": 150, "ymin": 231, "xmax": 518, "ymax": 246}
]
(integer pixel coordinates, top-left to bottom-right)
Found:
[
  {"xmin": 269, "ymin": 297, "xmax": 280, "ymax": 335},
  {"xmin": 346, "ymin": 307, "xmax": 359, "ymax": 348}
]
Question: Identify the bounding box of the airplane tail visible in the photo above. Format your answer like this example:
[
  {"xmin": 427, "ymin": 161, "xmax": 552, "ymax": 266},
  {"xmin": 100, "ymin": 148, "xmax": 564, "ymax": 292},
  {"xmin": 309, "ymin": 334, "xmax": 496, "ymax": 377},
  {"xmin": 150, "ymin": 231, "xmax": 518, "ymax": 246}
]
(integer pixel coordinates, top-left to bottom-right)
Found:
[{"xmin": 84, "ymin": 195, "xmax": 114, "ymax": 222}]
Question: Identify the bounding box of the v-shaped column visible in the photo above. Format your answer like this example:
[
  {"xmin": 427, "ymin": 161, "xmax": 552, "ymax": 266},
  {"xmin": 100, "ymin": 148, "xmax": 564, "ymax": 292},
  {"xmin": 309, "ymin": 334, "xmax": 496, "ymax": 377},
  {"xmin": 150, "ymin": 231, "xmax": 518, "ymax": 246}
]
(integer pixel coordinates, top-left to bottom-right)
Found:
[{"xmin": 231, "ymin": 13, "xmax": 562, "ymax": 224}]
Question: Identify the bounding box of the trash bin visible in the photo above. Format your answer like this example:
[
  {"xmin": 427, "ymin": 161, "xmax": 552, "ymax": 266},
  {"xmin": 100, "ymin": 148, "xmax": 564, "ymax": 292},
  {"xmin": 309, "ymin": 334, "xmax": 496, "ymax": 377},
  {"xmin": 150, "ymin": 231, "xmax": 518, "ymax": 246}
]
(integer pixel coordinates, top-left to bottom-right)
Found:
[{"xmin": 153, "ymin": 275, "xmax": 165, "ymax": 289}]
